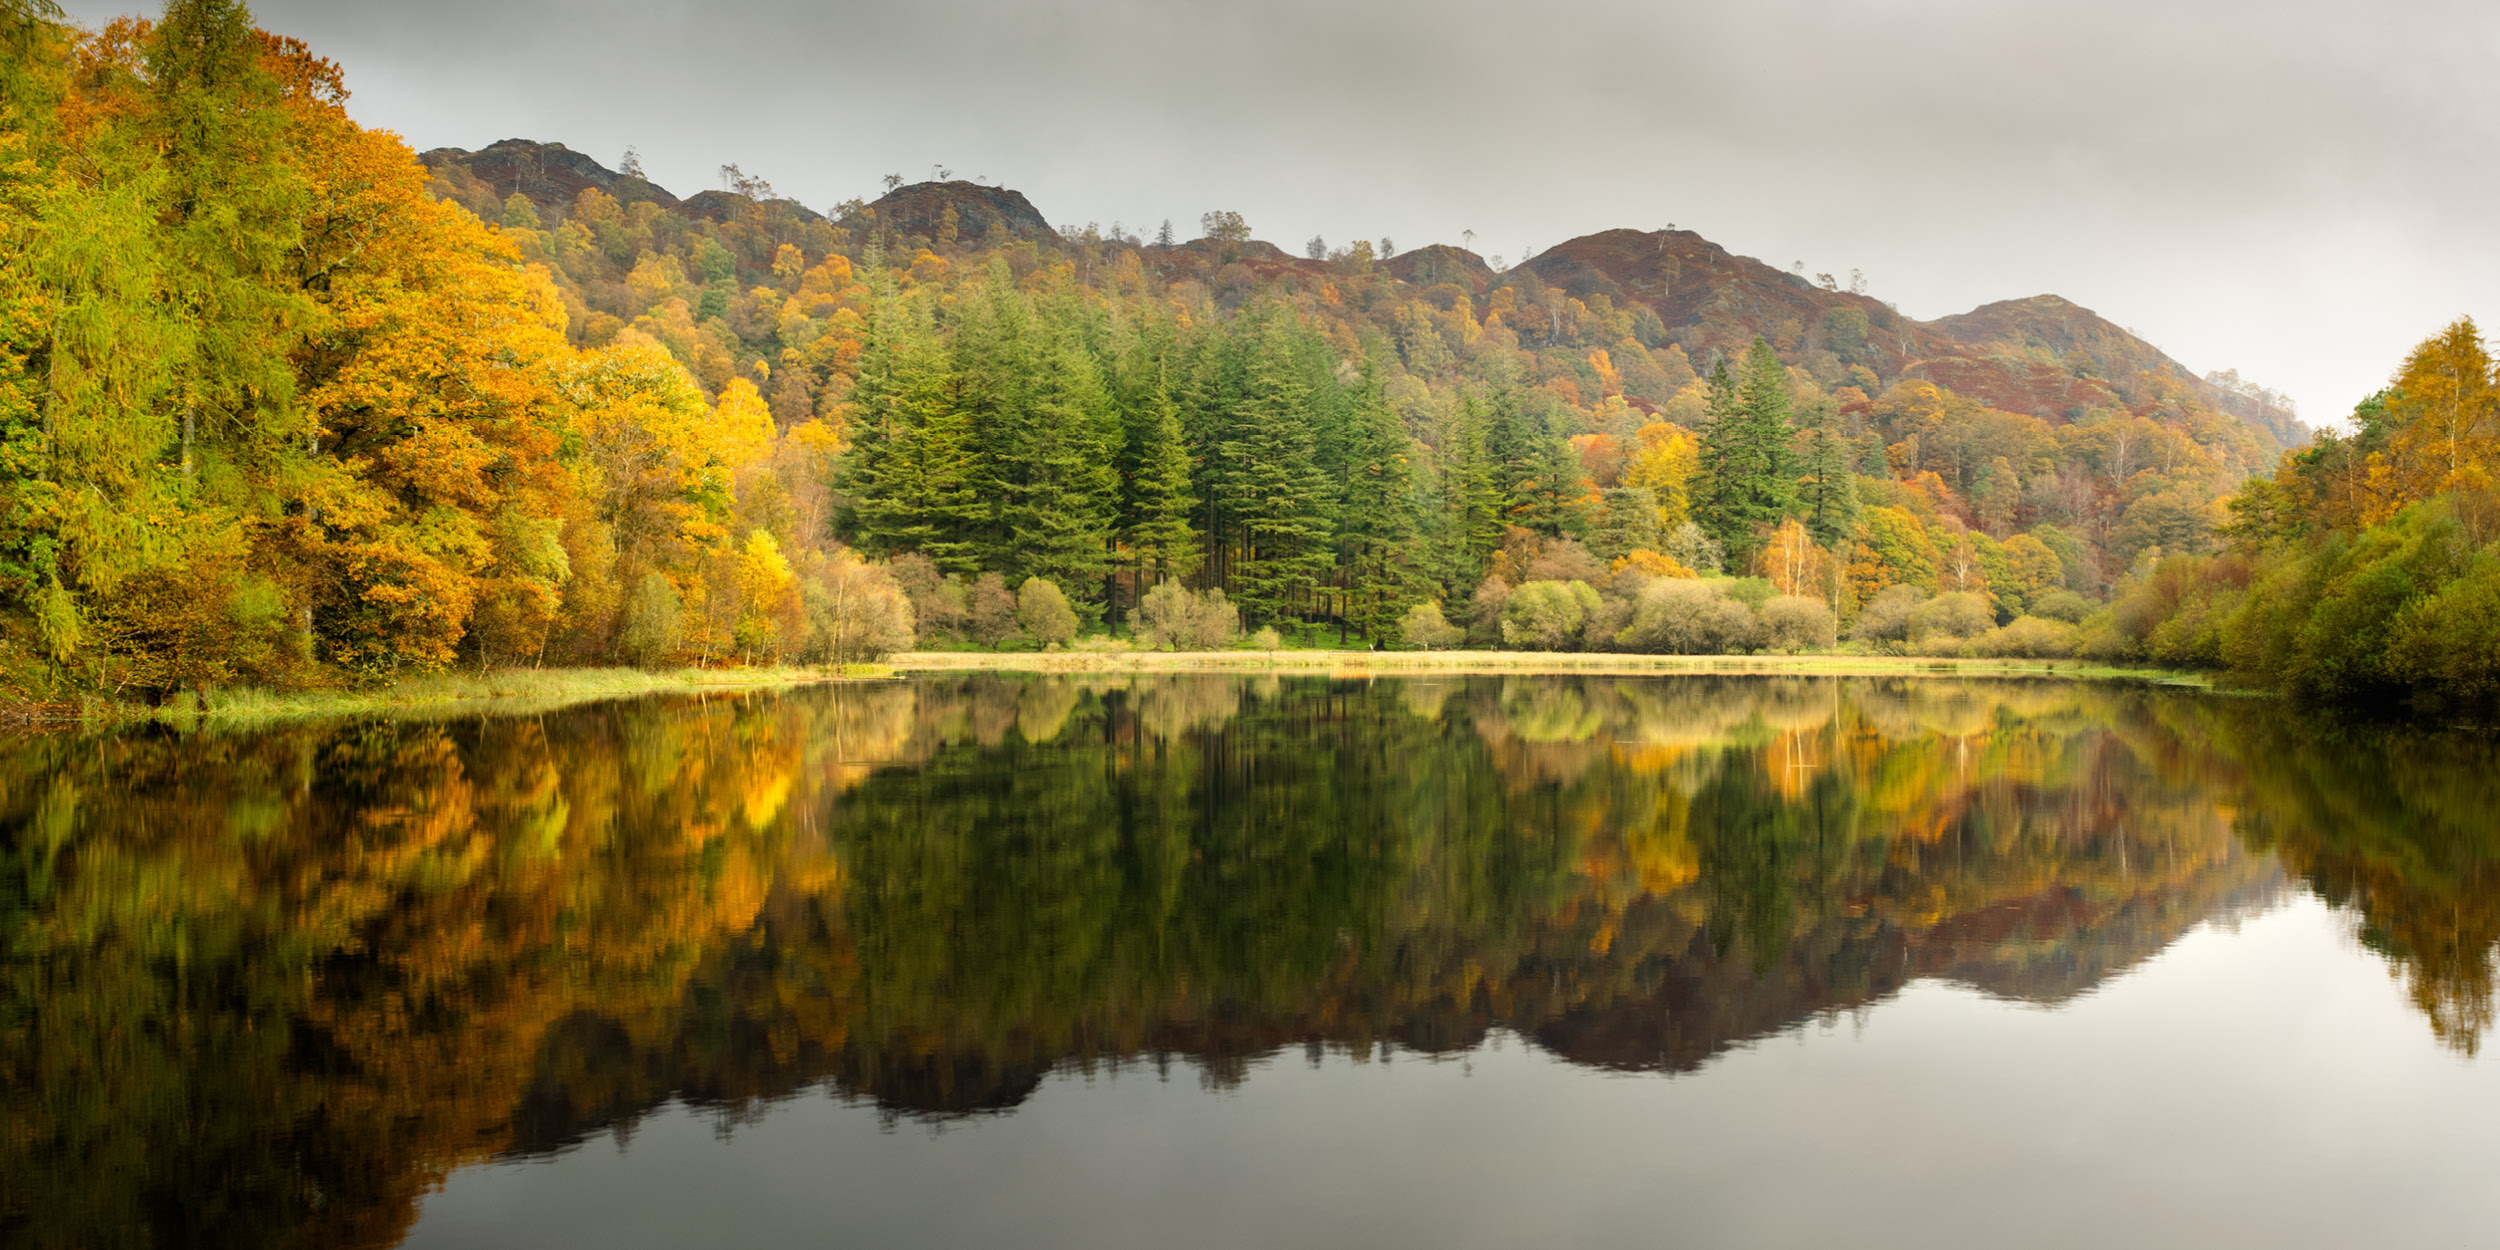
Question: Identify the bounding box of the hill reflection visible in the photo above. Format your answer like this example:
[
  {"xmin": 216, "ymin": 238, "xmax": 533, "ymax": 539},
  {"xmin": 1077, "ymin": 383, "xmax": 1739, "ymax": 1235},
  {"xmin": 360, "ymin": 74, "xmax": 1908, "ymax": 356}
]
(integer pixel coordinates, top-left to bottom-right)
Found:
[{"xmin": 1, "ymin": 675, "xmax": 2491, "ymax": 1248}]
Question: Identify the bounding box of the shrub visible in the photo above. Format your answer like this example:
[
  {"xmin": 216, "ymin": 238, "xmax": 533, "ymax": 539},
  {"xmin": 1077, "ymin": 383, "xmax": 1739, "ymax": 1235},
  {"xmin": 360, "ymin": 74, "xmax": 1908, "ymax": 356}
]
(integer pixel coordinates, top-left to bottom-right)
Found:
[
  {"xmin": 1399, "ymin": 600, "xmax": 1464, "ymax": 650},
  {"xmin": 1468, "ymin": 575, "xmax": 1513, "ymax": 644},
  {"xmin": 1522, "ymin": 539, "xmax": 1607, "ymax": 585},
  {"xmin": 1964, "ymin": 615, "xmax": 2079, "ymax": 659},
  {"xmin": 1908, "ymin": 591, "xmax": 1994, "ymax": 650},
  {"xmin": 1251, "ymin": 626, "xmax": 1282, "ymax": 651},
  {"xmin": 1185, "ymin": 589, "xmax": 1241, "ymax": 649},
  {"xmin": 1722, "ymin": 576, "xmax": 1777, "ymax": 610},
  {"xmin": 1137, "ymin": 580, "xmax": 1197, "ymax": 650},
  {"xmin": 2031, "ymin": 589, "xmax": 2094, "ymax": 623},
  {"xmin": 1617, "ymin": 578, "xmax": 1756, "ymax": 653},
  {"xmin": 1500, "ymin": 579, "xmax": 1602, "ymax": 650},
  {"xmin": 2387, "ymin": 550, "xmax": 2500, "ymax": 707},
  {"xmin": 1850, "ymin": 585, "xmax": 1922, "ymax": 649},
  {"xmin": 967, "ymin": 572, "xmax": 1019, "ymax": 647},
  {"xmin": 1756, "ymin": 595, "xmax": 1837, "ymax": 652},
  {"xmin": 1016, "ymin": 577, "xmax": 1079, "ymax": 647},
  {"xmin": 803, "ymin": 553, "xmax": 915, "ymax": 662}
]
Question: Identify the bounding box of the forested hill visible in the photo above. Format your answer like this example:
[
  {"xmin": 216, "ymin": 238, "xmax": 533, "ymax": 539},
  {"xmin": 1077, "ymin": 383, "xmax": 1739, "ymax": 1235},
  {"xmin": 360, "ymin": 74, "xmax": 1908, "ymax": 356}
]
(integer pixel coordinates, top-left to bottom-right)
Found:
[
  {"xmin": 426, "ymin": 140, "xmax": 2305, "ymax": 451},
  {"xmin": 0, "ymin": 0, "xmax": 2325, "ymax": 699}
]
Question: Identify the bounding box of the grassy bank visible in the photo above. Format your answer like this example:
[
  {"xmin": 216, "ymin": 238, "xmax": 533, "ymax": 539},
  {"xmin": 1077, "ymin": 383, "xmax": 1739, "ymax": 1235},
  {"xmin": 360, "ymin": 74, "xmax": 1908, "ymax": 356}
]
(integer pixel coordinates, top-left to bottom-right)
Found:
[
  {"xmin": 889, "ymin": 649, "xmax": 2213, "ymax": 686},
  {"xmin": 31, "ymin": 664, "xmax": 896, "ymax": 727}
]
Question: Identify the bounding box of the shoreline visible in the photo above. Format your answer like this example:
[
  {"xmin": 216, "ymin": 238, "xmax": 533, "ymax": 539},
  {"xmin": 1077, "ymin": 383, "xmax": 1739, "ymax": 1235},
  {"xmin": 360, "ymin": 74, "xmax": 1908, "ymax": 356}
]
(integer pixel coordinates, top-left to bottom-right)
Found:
[
  {"xmin": 7, "ymin": 664, "xmax": 894, "ymax": 729},
  {"xmin": 890, "ymin": 650, "xmax": 2215, "ymax": 685}
]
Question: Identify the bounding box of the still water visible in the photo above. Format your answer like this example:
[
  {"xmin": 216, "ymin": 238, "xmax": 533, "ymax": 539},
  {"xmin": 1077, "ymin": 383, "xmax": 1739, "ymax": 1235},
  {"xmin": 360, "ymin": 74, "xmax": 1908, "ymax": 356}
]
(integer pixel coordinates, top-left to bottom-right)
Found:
[{"xmin": 3, "ymin": 674, "xmax": 2497, "ymax": 1248}]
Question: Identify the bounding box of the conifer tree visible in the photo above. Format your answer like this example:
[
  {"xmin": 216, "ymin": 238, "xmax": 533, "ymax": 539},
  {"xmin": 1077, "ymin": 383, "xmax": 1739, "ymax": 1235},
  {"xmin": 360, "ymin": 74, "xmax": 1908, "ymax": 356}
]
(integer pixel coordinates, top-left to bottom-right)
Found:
[
  {"xmin": 1696, "ymin": 338, "xmax": 1800, "ymax": 560},
  {"xmin": 1797, "ymin": 398, "xmax": 1862, "ymax": 547},
  {"xmin": 1434, "ymin": 397, "xmax": 1505, "ymax": 592},
  {"xmin": 1332, "ymin": 358, "xmax": 1420, "ymax": 642},
  {"xmin": 836, "ymin": 285, "xmax": 982, "ymax": 570},
  {"xmin": 1115, "ymin": 356, "xmax": 1201, "ymax": 600},
  {"xmin": 999, "ymin": 327, "xmax": 1121, "ymax": 595},
  {"xmin": 1221, "ymin": 318, "xmax": 1332, "ymax": 625}
]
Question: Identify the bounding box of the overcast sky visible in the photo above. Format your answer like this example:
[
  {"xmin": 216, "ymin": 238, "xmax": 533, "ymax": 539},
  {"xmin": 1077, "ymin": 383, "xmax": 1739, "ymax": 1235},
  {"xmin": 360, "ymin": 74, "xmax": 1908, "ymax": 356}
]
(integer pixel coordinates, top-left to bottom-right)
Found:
[{"xmin": 62, "ymin": 0, "xmax": 2500, "ymax": 427}]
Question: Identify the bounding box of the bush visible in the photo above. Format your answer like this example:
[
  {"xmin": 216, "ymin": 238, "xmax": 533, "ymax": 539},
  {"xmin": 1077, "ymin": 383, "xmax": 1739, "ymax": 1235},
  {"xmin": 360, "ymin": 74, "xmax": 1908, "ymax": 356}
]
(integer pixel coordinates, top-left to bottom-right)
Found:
[
  {"xmin": 886, "ymin": 553, "xmax": 964, "ymax": 640},
  {"xmin": 968, "ymin": 572, "xmax": 1019, "ymax": 647},
  {"xmin": 1721, "ymin": 576, "xmax": 1777, "ymax": 610},
  {"xmin": 2387, "ymin": 550, "xmax": 2500, "ymax": 707},
  {"xmin": 1756, "ymin": 595, "xmax": 1837, "ymax": 652},
  {"xmin": 1399, "ymin": 600, "xmax": 1464, "ymax": 650},
  {"xmin": 1137, "ymin": 580, "xmax": 1198, "ymax": 650},
  {"xmin": 1617, "ymin": 578, "xmax": 1756, "ymax": 653},
  {"xmin": 1139, "ymin": 583, "xmax": 1241, "ymax": 650},
  {"xmin": 1908, "ymin": 591, "xmax": 1994, "ymax": 650},
  {"xmin": 1850, "ymin": 585, "xmax": 1922, "ymax": 649},
  {"xmin": 1251, "ymin": 626, "xmax": 1282, "ymax": 651},
  {"xmin": 1016, "ymin": 577, "xmax": 1078, "ymax": 647},
  {"xmin": 1964, "ymin": 615, "xmax": 2079, "ymax": 659},
  {"xmin": 1468, "ymin": 575, "xmax": 1513, "ymax": 645},
  {"xmin": 2031, "ymin": 589, "xmax": 2094, "ymax": 624},
  {"xmin": 1500, "ymin": 579, "xmax": 1602, "ymax": 650},
  {"xmin": 803, "ymin": 553, "xmax": 916, "ymax": 662},
  {"xmin": 1186, "ymin": 589, "xmax": 1241, "ymax": 648}
]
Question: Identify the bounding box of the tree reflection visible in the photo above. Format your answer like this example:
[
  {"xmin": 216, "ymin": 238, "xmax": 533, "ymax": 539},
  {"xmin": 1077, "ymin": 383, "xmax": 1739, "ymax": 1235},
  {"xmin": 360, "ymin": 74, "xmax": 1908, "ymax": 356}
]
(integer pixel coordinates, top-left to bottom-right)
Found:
[{"xmin": 0, "ymin": 675, "xmax": 2489, "ymax": 1248}]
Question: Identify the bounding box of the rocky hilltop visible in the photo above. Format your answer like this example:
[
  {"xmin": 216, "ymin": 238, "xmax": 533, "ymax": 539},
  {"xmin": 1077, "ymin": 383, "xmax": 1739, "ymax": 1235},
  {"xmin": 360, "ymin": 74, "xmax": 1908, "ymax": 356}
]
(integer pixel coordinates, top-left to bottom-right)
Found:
[{"xmin": 417, "ymin": 140, "xmax": 2303, "ymax": 446}]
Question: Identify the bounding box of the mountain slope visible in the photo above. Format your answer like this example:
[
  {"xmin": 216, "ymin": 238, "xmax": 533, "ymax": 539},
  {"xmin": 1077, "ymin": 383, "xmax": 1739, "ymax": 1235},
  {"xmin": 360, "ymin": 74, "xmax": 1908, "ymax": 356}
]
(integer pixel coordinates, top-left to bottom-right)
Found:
[{"xmin": 1524, "ymin": 232, "xmax": 2301, "ymax": 443}]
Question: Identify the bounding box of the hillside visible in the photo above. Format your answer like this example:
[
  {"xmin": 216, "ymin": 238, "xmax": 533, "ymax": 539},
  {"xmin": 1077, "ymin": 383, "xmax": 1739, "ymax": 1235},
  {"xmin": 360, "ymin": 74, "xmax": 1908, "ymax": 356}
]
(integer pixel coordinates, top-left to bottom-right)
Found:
[
  {"xmin": 0, "ymin": 0, "xmax": 2328, "ymax": 705},
  {"xmin": 1525, "ymin": 232, "xmax": 2303, "ymax": 444},
  {"xmin": 420, "ymin": 139, "xmax": 2300, "ymax": 447}
]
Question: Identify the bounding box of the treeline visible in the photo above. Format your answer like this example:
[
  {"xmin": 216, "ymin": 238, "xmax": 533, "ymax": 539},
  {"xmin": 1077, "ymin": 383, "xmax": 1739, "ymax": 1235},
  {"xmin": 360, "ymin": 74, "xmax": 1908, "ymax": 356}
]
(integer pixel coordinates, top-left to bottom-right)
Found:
[
  {"xmin": 0, "ymin": 1, "xmax": 912, "ymax": 702},
  {"xmin": 2099, "ymin": 318, "xmax": 2500, "ymax": 711},
  {"xmin": 0, "ymin": 0, "xmax": 2293, "ymax": 697},
  {"xmin": 429, "ymin": 86, "xmax": 2285, "ymax": 656}
]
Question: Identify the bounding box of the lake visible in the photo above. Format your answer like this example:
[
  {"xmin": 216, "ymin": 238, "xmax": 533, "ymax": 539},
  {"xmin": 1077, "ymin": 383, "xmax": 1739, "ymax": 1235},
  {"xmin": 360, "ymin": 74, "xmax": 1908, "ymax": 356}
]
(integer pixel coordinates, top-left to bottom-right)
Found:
[{"xmin": 3, "ymin": 674, "xmax": 2497, "ymax": 1248}]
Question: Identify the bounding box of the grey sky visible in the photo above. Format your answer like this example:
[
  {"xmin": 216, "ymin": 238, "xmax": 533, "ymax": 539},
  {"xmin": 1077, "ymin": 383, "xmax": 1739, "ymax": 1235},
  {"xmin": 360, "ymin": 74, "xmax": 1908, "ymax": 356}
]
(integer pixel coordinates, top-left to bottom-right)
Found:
[{"xmin": 62, "ymin": 0, "xmax": 2500, "ymax": 426}]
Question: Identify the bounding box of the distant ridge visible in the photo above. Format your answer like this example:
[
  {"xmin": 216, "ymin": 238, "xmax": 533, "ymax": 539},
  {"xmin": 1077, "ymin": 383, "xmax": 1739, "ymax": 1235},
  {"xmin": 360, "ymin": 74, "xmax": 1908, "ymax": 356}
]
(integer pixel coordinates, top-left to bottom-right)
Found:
[{"xmin": 417, "ymin": 140, "xmax": 2303, "ymax": 446}]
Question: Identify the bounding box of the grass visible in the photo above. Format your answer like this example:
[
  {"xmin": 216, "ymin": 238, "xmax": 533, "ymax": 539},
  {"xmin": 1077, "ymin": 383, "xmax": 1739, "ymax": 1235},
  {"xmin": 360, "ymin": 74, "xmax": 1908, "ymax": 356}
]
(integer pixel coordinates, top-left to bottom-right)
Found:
[
  {"xmin": 97, "ymin": 664, "xmax": 892, "ymax": 727},
  {"xmin": 888, "ymin": 649, "xmax": 2213, "ymax": 686}
]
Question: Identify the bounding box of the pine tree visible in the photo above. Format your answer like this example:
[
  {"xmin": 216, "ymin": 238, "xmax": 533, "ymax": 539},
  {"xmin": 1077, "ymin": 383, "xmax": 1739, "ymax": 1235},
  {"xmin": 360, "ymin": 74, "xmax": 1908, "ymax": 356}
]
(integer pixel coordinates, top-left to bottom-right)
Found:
[
  {"xmin": 998, "ymin": 324, "xmax": 1120, "ymax": 596},
  {"xmin": 1333, "ymin": 358, "xmax": 1420, "ymax": 642},
  {"xmin": 1221, "ymin": 317, "xmax": 1332, "ymax": 625},
  {"xmin": 951, "ymin": 261, "xmax": 1039, "ymax": 569},
  {"xmin": 1115, "ymin": 346, "xmax": 1199, "ymax": 603},
  {"xmin": 836, "ymin": 286, "xmax": 982, "ymax": 570},
  {"xmin": 1696, "ymin": 338, "xmax": 1801, "ymax": 560},
  {"xmin": 1437, "ymin": 396, "xmax": 1505, "ymax": 592},
  {"xmin": 1797, "ymin": 397, "xmax": 1862, "ymax": 546}
]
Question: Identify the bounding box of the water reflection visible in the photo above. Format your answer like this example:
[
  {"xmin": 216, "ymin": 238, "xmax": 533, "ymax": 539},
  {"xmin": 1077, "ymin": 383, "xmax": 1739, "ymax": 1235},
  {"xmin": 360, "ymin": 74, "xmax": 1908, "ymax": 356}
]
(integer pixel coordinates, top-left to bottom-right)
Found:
[{"xmin": 0, "ymin": 675, "xmax": 2493, "ymax": 1248}]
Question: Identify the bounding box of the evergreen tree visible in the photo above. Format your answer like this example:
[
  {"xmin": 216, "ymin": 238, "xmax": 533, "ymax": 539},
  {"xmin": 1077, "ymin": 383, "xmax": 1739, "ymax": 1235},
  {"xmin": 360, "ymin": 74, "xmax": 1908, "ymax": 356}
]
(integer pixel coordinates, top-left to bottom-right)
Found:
[
  {"xmin": 1434, "ymin": 396, "xmax": 1505, "ymax": 594},
  {"xmin": 1696, "ymin": 338, "xmax": 1800, "ymax": 560},
  {"xmin": 1114, "ymin": 342, "xmax": 1199, "ymax": 602},
  {"xmin": 1332, "ymin": 357, "xmax": 1420, "ymax": 642},
  {"xmin": 1221, "ymin": 318, "xmax": 1332, "ymax": 625},
  {"xmin": 951, "ymin": 262, "xmax": 1040, "ymax": 567},
  {"xmin": 1591, "ymin": 486, "xmax": 1662, "ymax": 560},
  {"xmin": 1797, "ymin": 398, "xmax": 1862, "ymax": 547},
  {"xmin": 835, "ymin": 286, "xmax": 982, "ymax": 570},
  {"xmin": 999, "ymin": 326, "xmax": 1121, "ymax": 595}
]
